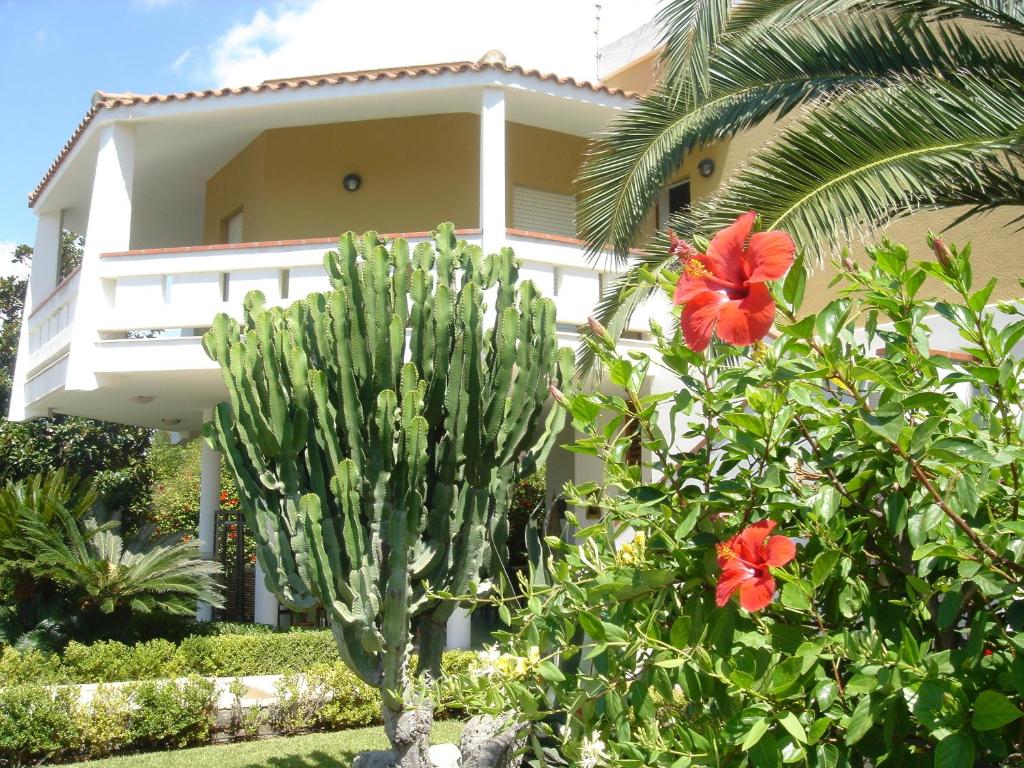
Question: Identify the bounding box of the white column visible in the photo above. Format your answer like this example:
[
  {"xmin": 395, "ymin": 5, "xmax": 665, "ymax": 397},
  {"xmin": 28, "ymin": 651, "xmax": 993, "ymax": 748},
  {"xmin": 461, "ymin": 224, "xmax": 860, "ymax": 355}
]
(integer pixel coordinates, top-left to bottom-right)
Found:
[
  {"xmin": 8, "ymin": 211, "xmax": 63, "ymax": 420},
  {"xmin": 197, "ymin": 418, "xmax": 220, "ymax": 622},
  {"xmin": 66, "ymin": 123, "xmax": 135, "ymax": 391},
  {"xmin": 446, "ymin": 607, "xmax": 472, "ymax": 650},
  {"xmin": 253, "ymin": 560, "xmax": 279, "ymax": 627},
  {"xmin": 479, "ymin": 86, "xmax": 506, "ymax": 254}
]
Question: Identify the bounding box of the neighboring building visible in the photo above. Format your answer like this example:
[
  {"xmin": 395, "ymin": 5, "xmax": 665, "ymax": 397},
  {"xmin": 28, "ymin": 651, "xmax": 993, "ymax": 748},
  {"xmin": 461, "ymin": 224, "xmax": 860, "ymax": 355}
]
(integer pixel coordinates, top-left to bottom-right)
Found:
[{"xmin": 9, "ymin": 51, "xmax": 677, "ymax": 640}]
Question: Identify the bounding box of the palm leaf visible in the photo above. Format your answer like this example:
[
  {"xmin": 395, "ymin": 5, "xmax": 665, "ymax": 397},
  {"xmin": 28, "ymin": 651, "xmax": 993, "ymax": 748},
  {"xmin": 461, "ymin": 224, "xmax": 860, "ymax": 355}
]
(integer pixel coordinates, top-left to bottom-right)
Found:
[
  {"xmin": 578, "ymin": 75, "xmax": 1024, "ymax": 372},
  {"xmin": 874, "ymin": 0, "xmax": 1024, "ymax": 33},
  {"xmin": 579, "ymin": 16, "xmax": 1024, "ymax": 261}
]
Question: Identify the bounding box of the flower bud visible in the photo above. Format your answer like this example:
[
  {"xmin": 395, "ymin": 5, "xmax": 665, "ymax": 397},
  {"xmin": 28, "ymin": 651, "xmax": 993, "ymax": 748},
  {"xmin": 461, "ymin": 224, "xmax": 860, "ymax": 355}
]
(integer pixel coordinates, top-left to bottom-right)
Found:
[
  {"xmin": 588, "ymin": 316, "xmax": 610, "ymax": 342},
  {"xmin": 548, "ymin": 382, "xmax": 566, "ymax": 405},
  {"xmin": 929, "ymin": 234, "xmax": 953, "ymax": 270},
  {"xmin": 842, "ymin": 256, "xmax": 856, "ymax": 272}
]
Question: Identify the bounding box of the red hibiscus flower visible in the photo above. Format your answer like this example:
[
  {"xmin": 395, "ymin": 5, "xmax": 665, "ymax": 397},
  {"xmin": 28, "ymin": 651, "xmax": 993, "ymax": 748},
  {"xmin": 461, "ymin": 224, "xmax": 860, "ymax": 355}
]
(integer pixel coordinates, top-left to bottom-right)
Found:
[
  {"xmin": 716, "ymin": 519, "xmax": 796, "ymax": 612},
  {"xmin": 671, "ymin": 211, "xmax": 796, "ymax": 352}
]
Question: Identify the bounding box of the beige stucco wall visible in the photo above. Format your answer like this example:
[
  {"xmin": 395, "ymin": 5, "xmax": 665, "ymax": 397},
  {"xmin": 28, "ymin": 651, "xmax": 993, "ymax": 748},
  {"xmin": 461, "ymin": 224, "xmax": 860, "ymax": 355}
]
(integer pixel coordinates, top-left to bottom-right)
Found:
[
  {"xmin": 204, "ymin": 116, "xmax": 591, "ymax": 244},
  {"xmin": 506, "ymin": 122, "xmax": 590, "ymax": 225}
]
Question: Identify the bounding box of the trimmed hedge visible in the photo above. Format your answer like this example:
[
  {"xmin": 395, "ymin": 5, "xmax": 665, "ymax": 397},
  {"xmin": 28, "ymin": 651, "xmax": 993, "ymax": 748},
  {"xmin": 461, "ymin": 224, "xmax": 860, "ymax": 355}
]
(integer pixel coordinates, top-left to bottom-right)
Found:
[
  {"xmin": 0, "ymin": 677, "xmax": 216, "ymax": 767},
  {"xmin": 0, "ymin": 654, "xmax": 476, "ymax": 766},
  {"xmin": 0, "ymin": 628, "xmax": 339, "ymax": 686}
]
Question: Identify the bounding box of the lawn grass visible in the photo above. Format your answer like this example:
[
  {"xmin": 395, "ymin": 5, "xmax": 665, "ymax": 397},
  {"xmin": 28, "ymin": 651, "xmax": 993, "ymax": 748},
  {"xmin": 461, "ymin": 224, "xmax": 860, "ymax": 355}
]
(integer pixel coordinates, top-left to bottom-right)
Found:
[{"xmin": 63, "ymin": 721, "xmax": 464, "ymax": 768}]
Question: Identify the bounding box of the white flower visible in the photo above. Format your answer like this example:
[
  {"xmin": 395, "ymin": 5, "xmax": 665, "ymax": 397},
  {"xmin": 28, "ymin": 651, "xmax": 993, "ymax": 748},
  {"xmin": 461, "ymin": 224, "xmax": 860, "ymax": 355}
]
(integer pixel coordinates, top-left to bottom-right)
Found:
[
  {"xmin": 474, "ymin": 647, "xmax": 501, "ymax": 679},
  {"xmin": 580, "ymin": 730, "xmax": 608, "ymax": 768}
]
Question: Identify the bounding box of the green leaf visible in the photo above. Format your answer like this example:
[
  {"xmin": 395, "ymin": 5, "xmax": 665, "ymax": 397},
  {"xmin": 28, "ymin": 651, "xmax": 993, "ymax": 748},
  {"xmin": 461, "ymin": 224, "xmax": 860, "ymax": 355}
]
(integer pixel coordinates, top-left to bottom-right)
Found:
[
  {"xmin": 972, "ymin": 690, "xmax": 1023, "ymax": 731},
  {"xmin": 862, "ymin": 403, "xmax": 904, "ymax": 443},
  {"xmin": 782, "ymin": 254, "xmax": 807, "ymax": 312},
  {"xmin": 936, "ymin": 730, "xmax": 975, "ymax": 768},
  {"xmin": 537, "ymin": 661, "xmax": 566, "ymax": 682},
  {"xmin": 778, "ymin": 712, "xmax": 807, "ymax": 744},
  {"xmin": 741, "ymin": 717, "xmax": 770, "ymax": 750},
  {"xmin": 811, "ymin": 550, "xmax": 841, "ymax": 587},
  {"xmin": 845, "ymin": 696, "xmax": 874, "ymax": 745},
  {"xmin": 781, "ymin": 582, "xmax": 811, "ymax": 612},
  {"xmin": 815, "ymin": 299, "xmax": 850, "ymax": 344}
]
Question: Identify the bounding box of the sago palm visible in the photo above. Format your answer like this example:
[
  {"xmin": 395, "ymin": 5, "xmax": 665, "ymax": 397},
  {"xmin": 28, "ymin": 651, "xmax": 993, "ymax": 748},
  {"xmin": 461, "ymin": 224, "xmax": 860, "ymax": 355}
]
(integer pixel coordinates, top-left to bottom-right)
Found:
[
  {"xmin": 0, "ymin": 472, "xmax": 222, "ymax": 643},
  {"xmin": 578, "ymin": 0, "xmax": 1024, "ymax": 362}
]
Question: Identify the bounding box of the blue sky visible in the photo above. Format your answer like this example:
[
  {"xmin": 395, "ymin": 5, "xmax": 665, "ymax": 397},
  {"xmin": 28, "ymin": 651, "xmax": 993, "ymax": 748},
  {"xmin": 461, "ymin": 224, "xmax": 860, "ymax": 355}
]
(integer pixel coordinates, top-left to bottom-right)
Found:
[
  {"xmin": 0, "ymin": 0, "xmax": 658, "ymax": 270},
  {"xmin": 0, "ymin": 0, "xmax": 258, "ymax": 256}
]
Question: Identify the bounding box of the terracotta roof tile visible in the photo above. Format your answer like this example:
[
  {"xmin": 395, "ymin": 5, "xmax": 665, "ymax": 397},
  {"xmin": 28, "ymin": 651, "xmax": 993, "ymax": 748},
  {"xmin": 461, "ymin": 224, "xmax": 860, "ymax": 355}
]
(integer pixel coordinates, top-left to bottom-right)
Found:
[{"xmin": 28, "ymin": 59, "xmax": 635, "ymax": 208}]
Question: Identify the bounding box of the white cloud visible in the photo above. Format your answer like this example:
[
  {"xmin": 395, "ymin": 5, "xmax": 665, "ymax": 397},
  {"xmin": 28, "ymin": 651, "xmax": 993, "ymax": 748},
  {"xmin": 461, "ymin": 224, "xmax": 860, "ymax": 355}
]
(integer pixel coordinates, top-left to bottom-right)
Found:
[
  {"xmin": 200, "ymin": 0, "xmax": 661, "ymax": 87},
  {"xmin": 0, "ymin": 243, "xmax": 29, "ymax": 280}
]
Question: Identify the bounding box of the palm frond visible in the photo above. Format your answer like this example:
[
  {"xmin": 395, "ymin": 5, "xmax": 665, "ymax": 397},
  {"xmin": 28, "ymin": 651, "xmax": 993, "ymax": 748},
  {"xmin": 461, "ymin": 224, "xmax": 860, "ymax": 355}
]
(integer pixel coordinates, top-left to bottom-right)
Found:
[
  {"xmin": 873, "ymin": 0, "xmax": 1024, "ymax": 34},
  {"xmin": 656, "ymin": 0, "xmax": 732, "ymax": 102},
  {"xmin": 578, "ymin": 75, "xmax": 1024, "ymax": 373},
  {"xmin": 657, "ymin": 0, "xmax": 865, "ymax": 102},
  {"xmin": 578, "ymin": 17, "xmax": 1024, "ymax": 261}
]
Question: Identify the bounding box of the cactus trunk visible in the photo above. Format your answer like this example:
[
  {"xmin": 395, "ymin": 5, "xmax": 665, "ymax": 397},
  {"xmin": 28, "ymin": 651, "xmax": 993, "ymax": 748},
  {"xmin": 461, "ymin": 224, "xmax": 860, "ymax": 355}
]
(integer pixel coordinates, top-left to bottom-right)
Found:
[{"xmin": 203, "ymin": 223, "xmax": 570, "ymax": 762}]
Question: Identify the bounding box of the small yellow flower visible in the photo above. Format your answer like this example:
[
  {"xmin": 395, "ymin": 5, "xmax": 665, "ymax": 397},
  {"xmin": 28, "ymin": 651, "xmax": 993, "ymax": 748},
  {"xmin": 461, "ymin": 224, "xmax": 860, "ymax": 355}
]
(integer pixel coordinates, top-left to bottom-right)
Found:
[{"xmin": 616, "ymin": 532, "xmax": 646, "ymax": 566}]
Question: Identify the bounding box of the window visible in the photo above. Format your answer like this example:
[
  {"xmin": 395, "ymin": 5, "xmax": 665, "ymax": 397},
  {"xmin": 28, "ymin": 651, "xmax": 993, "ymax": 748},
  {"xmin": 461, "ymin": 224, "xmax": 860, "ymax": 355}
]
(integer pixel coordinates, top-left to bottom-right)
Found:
[
  {"xmin": 223, "ymin": 210, "xmax": 244, "ymax": 245},
  {"xmin": 668, "ymin": 180, "xmax": 691, "ymax": 218}
]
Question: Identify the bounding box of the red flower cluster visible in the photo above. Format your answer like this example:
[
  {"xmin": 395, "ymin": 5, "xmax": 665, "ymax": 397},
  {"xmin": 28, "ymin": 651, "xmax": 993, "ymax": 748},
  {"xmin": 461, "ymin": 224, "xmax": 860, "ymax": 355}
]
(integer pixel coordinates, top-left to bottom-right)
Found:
[
  {"xmin": 716, "ymin": 520, "xmax": 796, "ymax": 612},
  {"xmin": 671, "ymin": 212, "xmax": 796, "ymax": 352}
]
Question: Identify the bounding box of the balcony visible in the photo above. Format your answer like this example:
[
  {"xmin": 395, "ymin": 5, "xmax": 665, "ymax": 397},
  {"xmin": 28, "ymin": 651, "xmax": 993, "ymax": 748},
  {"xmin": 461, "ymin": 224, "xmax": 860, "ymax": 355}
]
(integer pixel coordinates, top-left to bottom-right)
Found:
[{"xmin": 17, "ymin": 227, "xmax": 665, "ymax": 432}]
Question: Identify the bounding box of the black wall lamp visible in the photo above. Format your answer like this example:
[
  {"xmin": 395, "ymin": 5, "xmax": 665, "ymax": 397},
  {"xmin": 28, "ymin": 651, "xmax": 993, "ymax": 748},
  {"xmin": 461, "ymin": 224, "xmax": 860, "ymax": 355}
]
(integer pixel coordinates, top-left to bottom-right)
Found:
[
  {"xmin": 342, "ymin": 173, "xmax": 362, "ymax": 192},
  {"xmin": 697, "ymin": 158, "xmax": 715, "ymax": 178}
]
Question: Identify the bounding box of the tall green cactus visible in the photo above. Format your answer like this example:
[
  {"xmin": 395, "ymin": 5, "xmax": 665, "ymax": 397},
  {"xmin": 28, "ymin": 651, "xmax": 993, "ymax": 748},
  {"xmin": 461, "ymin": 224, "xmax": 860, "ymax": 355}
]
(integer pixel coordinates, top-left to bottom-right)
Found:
[{"xmin": 203, "ymin": 223, "xmax": 570, "ymax": 766}]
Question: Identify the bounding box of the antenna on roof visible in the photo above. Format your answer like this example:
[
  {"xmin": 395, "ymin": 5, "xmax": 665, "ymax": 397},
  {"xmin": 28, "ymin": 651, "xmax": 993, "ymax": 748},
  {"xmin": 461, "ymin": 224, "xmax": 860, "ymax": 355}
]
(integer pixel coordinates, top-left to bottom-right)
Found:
[{"xmin": 594, "ymin": 3, "xmax": 602, "ymax": 81}]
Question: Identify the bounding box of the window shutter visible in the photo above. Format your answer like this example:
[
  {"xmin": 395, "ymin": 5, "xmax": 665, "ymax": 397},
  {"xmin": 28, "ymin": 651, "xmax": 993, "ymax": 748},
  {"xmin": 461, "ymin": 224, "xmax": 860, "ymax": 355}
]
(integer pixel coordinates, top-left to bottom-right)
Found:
[
  {"xmin": 512, "ymin": 186, "xmax": 577, "ymax": 238},
  {"xmin": 225, "ymin": 211, "xmax": 244, "ymax": 244}
]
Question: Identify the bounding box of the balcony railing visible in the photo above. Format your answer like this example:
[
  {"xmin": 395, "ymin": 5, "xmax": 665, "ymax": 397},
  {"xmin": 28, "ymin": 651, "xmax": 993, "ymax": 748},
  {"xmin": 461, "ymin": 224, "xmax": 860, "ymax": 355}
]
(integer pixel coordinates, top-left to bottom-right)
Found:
[{"xmin": 18, "ymin": 228, "xmax": 663, "ymax": 410}]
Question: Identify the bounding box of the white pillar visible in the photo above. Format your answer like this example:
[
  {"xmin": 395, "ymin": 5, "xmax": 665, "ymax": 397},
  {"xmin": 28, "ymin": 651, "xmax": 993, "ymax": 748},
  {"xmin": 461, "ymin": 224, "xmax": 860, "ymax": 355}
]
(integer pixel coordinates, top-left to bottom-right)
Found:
[
  {"xmin": 66, "ymin": 123, "xmax": 135, "ymax": 391},
  {"xmin": 253, "ymin": 560, "xmax": 279, "ymax": 627},
  {"xmin": 446, "ymin": 607, "xmax": 472, "ymax": 650},
  {"xmin": 197, "ymin": 417, "xmax": 220, "ymax": 622},
  {"xmin": 8, "ymin": 211, "xmax": 63, "ymax": 420},
  {"xmin": 479, "ymin": 86, "xmax": 506, "ymax": 254}
]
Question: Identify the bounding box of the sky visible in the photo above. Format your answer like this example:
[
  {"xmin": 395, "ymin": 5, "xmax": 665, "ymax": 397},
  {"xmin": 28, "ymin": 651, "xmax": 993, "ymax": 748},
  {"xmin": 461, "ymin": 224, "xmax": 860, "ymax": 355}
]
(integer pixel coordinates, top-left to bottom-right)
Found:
[{"xmin": 0, "ymin": 0, "xmax": 661, "ymax": 275}]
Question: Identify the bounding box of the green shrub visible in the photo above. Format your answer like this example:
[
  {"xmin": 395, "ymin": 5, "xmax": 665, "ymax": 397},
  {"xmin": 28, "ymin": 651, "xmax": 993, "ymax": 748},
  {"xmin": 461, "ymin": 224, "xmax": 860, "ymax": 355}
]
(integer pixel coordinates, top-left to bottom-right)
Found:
[
  {"xmin": 306, "ymin": 663, "xmax": 379, "ymax": 730},
  {"xmin": 458, "ymin": 234, "xmax": 1024, "ymax": 765},
  {"xmin": 127, "ymin": 677, "xmax": 216, "ymax": 750},
  {"xmin": 0, "ymin": 646, "xmax": 62, "ymax": 686},
  {"xmin": 77, "ymin": 685, "xmax": 132, "ymax": 760},
  {"xmin": 173, "ymin": 630, "xmax": 338, "ymax": 677},
  {"xmin": 62, "ymin": 639, "xmax": 180, "ymax": 683},
  {"xmin": 0, "ymin": 685, "xmax": 79, "ymax": 767}
]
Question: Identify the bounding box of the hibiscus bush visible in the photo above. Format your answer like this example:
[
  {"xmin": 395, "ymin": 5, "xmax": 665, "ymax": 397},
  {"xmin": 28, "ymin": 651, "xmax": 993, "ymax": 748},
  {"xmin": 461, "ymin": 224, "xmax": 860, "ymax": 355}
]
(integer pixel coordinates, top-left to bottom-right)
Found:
[{"xmin": 452, "ymin": 220, "xmax": 1024, "ymax": 767}]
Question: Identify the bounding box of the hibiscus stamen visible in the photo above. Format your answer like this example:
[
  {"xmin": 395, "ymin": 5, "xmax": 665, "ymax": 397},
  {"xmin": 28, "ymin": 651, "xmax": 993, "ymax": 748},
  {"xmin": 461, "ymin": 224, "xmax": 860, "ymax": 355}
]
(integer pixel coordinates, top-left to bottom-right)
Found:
[
  {"xmin": 684, "ymin": 257, "xmax": 712, "ymax": 280},
  {"xmin": 715, "ymin": 542, "xmax": 736, "ymax": 561}
]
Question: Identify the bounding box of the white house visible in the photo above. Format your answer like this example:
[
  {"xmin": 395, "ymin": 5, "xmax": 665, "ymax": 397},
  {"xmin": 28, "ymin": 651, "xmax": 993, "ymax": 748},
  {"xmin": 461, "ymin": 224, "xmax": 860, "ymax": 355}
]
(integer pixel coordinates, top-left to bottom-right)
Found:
[{"xmin": 9, "ymin": 51, "xmax": 676, "ymax": 644}]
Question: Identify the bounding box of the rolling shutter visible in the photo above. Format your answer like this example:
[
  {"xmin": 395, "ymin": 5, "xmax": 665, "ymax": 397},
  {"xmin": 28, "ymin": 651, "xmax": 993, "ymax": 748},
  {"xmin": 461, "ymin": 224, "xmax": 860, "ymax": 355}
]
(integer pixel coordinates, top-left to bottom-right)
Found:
[{"xmin": 512, "ymin": 186, "xmax": 577, "ymax": 238}]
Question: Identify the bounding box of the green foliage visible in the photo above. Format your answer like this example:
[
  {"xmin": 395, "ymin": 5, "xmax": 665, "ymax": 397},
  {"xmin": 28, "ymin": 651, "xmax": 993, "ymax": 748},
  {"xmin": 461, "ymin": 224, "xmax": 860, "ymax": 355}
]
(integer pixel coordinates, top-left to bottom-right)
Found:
[
  {"xmin": 457, "ymin": 238, "xmax": 1024, "ymax": 766},
  {"xmin": 146, "ymin": 433, "xmax": 240, "ymax": 537},
  {"xmin": 0, "ymin": 685, "xmax": 79, "ymax": 767},
  {"xmin": 0, "ymin": 651, "xmax": 476, "ymax": 765},
  {"xmin": 203, "ymin": 222, "xmax": 570, "ymax": 757},
  {"xmin": 0, "ymin": 627, "xmax": 476, "ymax": 686},
  {"xmin": 0, "ymin": 472, "xmax": 222, "ymax": 648},
  {"xmin": 0, "ymin": 243, "xmax": 151, "ymax": 528},
  {"xmin": 60, "ymin": 639, "xmax": 181, "ymax": 684},
  {"xmin": 128, "ymin": 677, "xmax": 216, "ymax": 750},
  {"xmin": 173, "ymin": 630, "xmax": 338, "ymax": 678}
]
